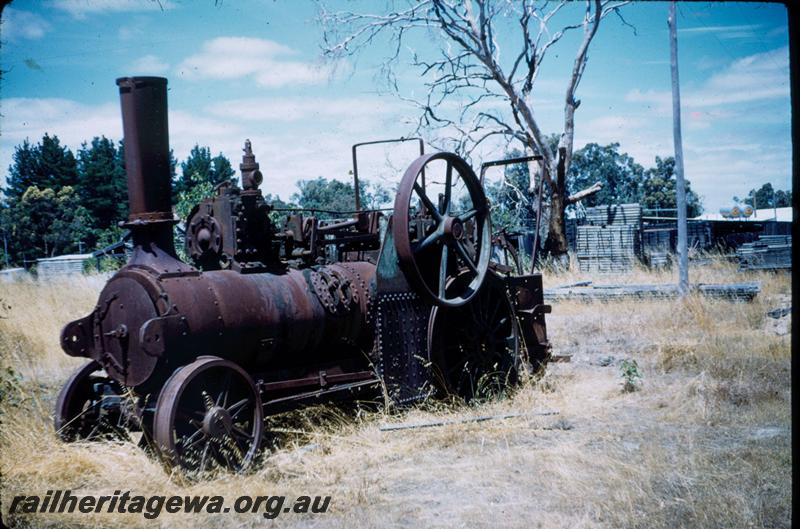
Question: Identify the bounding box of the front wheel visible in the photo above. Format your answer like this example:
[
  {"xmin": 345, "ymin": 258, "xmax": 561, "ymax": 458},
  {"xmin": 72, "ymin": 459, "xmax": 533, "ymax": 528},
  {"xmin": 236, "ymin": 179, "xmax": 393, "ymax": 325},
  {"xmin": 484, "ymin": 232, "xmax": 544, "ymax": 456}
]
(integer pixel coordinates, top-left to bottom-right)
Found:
[{"xmin": 153, "ymin": 357, "xmax": 263, "ymax": 473}]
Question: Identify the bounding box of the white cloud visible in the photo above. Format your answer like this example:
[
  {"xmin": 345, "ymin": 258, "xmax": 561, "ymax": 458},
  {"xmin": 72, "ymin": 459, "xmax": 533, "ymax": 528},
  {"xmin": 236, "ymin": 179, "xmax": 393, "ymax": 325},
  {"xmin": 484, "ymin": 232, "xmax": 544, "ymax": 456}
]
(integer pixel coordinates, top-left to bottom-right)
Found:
[
  {"xmin": 0, "ymin": 98, "xmax": 122, "ymax": 186},
  {"xmin": 574, "ymin": 48, "xmax": 792, "ymax": 211},
  {"xmin": 0, "ymin": 98, "xmax": 122, "ymax": 147},
  {"xmin": 1, "ymin": 7, "xmax": 51, "ymax": 41},
  {"xmin": 176, "ymin": 37, "xmax": 345, "ymax": 88},
  {"xmin": 206, "ymin": 96, "xmax": 401, "ymax": 123},
  {"xmin": 49, "ymin": 0, "xmax": 173, "ymax": 19},
  {"xmin": 678, "ymin": 24, "xmax": 762, "ymax": 39},
  {"xmin": 0, "ymin": 95, "xmax": 414, "ymax": 201},
  {"xmin": 129, "ymin": 54, "xmax": 169, "ymax": 74},
  {"xmin": 625, "ymin": 47, "xmax": 790, "ymax": 111}
]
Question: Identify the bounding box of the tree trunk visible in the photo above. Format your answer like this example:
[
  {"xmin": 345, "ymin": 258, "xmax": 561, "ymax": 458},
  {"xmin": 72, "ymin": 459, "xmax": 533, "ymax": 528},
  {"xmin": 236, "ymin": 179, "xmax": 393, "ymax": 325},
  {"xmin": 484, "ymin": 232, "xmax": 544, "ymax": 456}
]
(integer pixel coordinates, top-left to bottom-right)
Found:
[
  {"xmin": 543, "ymin": 149, "xmax": 570, "ymax": 269},
  {"xmin": 545, "ymin": 185, "xmax": 569, "ymax": 265}
]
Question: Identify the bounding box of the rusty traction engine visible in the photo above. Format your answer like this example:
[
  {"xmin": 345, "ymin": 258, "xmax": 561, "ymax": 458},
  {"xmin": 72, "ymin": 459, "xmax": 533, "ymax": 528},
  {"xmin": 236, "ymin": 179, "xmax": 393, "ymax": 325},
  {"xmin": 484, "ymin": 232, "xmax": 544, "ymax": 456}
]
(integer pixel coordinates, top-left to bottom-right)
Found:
[{"xmin": 55, "ymin": 77, "xmax": 551, "ymax": 472}]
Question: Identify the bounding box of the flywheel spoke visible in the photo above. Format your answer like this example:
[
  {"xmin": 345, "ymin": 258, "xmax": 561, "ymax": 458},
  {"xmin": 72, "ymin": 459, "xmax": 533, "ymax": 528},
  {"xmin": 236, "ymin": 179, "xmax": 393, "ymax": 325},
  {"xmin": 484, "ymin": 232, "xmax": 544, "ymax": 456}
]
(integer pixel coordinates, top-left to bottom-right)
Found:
[
  {"xmin": 441, "ymin": 161, "xmax": 453, "ymax": 215},
  {"xmin": 413, "ymin": 182, "xmax": 441, "ymax": 221}
]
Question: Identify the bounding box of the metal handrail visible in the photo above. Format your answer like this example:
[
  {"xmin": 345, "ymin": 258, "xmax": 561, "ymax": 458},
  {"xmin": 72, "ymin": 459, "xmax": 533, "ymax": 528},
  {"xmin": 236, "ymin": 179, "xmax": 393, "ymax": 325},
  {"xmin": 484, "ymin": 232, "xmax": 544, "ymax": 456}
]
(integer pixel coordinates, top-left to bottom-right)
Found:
[{"xmin": 351, "ymin": 137, "xmax": 425, "ymax": 211}]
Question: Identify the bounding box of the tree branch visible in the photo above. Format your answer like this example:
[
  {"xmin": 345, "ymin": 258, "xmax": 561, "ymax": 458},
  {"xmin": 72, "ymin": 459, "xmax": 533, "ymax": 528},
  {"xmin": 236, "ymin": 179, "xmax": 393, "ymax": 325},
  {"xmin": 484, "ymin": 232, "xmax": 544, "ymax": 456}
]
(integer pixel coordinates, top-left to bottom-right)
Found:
[{"xmin": 566, "ymin": 182, "xmax": 603, "ymax": 204}]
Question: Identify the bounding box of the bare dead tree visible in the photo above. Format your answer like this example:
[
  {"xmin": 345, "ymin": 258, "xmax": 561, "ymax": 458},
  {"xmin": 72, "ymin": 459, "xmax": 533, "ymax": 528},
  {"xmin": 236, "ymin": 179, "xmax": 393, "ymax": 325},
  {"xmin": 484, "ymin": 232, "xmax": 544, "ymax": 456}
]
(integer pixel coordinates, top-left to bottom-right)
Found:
[{"xmin": 319, "ymin": 0, "xmax": 631, "ymax": 267}]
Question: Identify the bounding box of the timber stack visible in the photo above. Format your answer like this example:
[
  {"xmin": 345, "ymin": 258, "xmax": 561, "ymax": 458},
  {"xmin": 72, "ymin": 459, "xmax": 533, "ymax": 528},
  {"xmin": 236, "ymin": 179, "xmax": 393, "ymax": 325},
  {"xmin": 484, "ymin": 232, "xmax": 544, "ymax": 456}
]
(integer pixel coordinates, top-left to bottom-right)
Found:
[
  {"xmin": 577, "ymin": 203, "xmax": 642, "ymax": 273},
  {"xmin": 737, "ymin": 235, "xmax": 792, "ymax": 271}
]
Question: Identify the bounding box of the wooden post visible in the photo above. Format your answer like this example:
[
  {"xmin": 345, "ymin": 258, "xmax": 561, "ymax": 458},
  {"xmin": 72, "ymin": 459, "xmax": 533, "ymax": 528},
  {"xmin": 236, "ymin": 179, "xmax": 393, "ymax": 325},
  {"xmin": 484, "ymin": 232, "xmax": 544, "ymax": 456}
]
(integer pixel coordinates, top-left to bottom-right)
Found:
[{"xmin": 669, "ymin": 2, "xmax": 689, "ymax": 295}]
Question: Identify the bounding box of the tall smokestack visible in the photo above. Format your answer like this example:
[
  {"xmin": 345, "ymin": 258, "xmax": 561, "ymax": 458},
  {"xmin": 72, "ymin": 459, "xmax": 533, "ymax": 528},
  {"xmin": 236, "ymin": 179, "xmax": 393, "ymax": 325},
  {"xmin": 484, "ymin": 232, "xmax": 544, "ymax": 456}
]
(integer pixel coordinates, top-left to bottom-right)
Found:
[
  {"xmin": 116, "ymin": 76, "xmax": 188, "ymax": 269},
  {"xmin": 117, "ymin": 76, "xmax": 172, "ymax": 223}
]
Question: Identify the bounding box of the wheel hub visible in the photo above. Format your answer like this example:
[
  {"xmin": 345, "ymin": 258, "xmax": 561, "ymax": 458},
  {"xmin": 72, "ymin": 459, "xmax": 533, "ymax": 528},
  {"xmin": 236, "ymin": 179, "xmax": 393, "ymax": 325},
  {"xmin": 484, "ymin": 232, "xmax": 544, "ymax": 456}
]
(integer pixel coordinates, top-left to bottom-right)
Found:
[
  {"xmin": 202, "ymin": 406, "xmax": 232, "ymax": 438},
  {"xmin": 443, "ymin": 216, "xmax": 464, "ymax": 241}
]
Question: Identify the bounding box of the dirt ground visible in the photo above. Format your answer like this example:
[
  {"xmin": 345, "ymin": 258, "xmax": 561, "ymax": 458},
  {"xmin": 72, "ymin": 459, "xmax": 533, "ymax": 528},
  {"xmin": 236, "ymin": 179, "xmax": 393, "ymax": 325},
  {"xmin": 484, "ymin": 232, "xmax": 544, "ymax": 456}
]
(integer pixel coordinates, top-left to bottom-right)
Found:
[{"xmin": 0, "ymin": 259, "xmax": 791, "ymax": 528}]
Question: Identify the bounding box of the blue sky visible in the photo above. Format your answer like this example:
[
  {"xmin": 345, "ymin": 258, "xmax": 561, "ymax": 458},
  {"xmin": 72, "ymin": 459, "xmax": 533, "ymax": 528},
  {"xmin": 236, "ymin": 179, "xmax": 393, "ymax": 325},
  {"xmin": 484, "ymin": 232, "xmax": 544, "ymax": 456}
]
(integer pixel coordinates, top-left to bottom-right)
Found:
[{"xmin": 0, "ymin": 0, "xmax": 791, "ymax": 212}]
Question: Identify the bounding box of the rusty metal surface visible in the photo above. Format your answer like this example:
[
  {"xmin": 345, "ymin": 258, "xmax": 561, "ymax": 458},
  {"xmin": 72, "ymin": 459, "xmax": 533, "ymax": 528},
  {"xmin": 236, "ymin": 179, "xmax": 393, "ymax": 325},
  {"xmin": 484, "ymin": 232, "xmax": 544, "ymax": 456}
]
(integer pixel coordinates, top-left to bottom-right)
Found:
[
  {"xmin": 239, "ymin": 139, "xmax": 263, "ymax": 190},
  {"xmin": 153, "ymin": 356, "xmax": 263, "ymax": 472},
  {"xmin": 54, "ymin": 75, "xmax": 550, "ymax": 472},
  {"xmin": 375, "ymin": 290, "xmax": 433, "ymax": 405},
  {"xmin": 185, "ymin": 146, "xmax": 278, "ymax": 273},
  {"xmin": 427, "ymin": 271, "xmax": 522, "ymax": 400},
  {"xmin": 116, "ymin": 77, "xmax": 174, "ymax": 225},
  {"xmin": 63, "ymin": 261, "xmax": 375, "ymax": 389},
  {"xmin": 392, "ymin": 152, "xmax": 491, "ymax": 307},
  {"xmin": 507, "ymin": 274, "xmax": 551, "ymax": 371}
]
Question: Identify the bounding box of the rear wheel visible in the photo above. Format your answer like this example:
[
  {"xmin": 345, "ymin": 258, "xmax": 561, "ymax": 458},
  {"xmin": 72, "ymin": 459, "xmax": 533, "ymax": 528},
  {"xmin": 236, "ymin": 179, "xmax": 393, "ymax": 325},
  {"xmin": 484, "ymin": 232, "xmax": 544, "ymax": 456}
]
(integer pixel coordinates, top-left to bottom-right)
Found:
[
  {"xmin": 54, "ymin": 360, "xmax": 126, "ymax": 442},
  {"xmin": 427, "ymin": 273, "xmax": 527, "ymax": 401}
]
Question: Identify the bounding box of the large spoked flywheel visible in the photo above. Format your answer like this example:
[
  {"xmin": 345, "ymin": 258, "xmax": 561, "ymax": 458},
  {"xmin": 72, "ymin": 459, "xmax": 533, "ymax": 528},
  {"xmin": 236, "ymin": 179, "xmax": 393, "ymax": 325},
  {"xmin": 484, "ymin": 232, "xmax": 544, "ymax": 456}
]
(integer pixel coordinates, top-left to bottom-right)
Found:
[{"xmin": 393, "ymin": 152, "xmax": 491, "ymax": 307}]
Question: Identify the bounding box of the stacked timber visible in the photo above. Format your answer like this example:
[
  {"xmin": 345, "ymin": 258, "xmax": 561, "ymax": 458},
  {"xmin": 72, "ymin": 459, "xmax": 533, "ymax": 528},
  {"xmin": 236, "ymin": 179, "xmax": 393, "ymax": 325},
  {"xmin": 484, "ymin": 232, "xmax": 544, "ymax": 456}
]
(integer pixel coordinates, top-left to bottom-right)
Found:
[
  {"xmin": 583, "ymin": 203, "xmax": 642, "ymax": 227},
  {"xmin": 687, "ymin": 221, "xmax": 712, "ymax": 249},
  {"xmin": 576, "ymin": 225, "xmax": 639, "ymax": 272},
  {"xmin": 641, "ymin": 228, "xmax": 673, "ymax": 268},
  {"xmin": 737, "ymin": 235, "xmax": 792, "ymax": 270},
  {"xmin": 577, "ymin": 203, "xmax": 642, "ymax": 273}
]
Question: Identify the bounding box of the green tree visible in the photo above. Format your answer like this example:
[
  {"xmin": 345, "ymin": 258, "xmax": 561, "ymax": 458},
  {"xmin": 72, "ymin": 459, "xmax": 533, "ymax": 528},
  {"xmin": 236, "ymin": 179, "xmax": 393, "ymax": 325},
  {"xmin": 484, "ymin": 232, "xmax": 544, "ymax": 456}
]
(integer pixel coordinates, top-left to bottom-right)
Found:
[
  {"xmin": 775, "ymin": 189, "xmax": 792, "ymax": 208},
  {"xmin": 291, "ymin": 177, "xmax": 389, "ymax": 219},
  {"xmin": 736, "ymin": 183, "xmax": 792, "ymax": 209},
  {"xmin": 76, "ymin": 136, "xmax": 128, "ymax": 233},
  {"xmin": 3, "ymin": 134, "xmax": 78, "ymax": 201},
  {"xmin": 641, "ymin": 156, "xmax": 703, "ymax": 218},
  {"xmin": 3, "ymin": 139, "xmax": 38, "ymax": 200},
  {"xmin": 175, "ymin": 175, "xmax": 215, "ymax": 223},
  {"xmin": 568, "ymin": 143, "xmax": 644, "ymax": 207},
  {"xmin": 175, "ymin": 145, "xmax": 236, "ymax": 200},
  {"xmin": 211, "ymin": 154, "xmax": 236, "ymax": 187},
  {"xmin": 263, "ymin": 193, "xmax": 298, "ymax": 225},
  {"xmin": 3, "ymin": 186, "xmax": 91, "ymax": 259}
]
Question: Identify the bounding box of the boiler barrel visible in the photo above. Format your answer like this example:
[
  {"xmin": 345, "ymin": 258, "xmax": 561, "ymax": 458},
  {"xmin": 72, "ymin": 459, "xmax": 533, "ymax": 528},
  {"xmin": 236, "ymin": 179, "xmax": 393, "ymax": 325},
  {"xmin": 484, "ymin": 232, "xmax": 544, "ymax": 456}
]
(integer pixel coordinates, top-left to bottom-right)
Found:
[{"xmin": 61, "ymin": 262, "xmax": 375, "ymax": 388}]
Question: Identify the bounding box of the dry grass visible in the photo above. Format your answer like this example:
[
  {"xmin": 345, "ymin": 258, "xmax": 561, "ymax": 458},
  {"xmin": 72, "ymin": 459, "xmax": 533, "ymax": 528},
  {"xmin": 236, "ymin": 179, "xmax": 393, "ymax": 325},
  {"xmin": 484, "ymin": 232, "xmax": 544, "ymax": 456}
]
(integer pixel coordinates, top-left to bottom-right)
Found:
[{"xmin": 0, "ymin": 258, "xmax": 791, "ymax": 529}]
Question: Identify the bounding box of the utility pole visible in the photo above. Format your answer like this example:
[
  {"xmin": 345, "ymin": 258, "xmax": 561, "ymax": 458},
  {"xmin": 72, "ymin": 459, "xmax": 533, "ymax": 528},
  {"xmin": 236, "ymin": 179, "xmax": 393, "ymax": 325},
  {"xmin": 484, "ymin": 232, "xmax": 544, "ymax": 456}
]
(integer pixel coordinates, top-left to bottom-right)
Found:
[
  {"xmin": 2, "ymin": 229, "xmax": 9, "ymax": 269},
  {"xmin": 669, "ymin": 2, "xmax": 689, "ymax": 295},
  {"xmin": 773, "ymin": 187, "xmax": 777, "ymax": 220}
]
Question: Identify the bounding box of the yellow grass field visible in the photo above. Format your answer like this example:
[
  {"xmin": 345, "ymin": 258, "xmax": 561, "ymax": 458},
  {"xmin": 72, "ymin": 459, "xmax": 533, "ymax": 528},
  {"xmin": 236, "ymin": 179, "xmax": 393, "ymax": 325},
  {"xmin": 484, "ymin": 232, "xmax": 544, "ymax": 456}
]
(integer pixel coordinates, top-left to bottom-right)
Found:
[{"xmin": 0, "ymin": 259, "xmax": 791, "ymax": 528}]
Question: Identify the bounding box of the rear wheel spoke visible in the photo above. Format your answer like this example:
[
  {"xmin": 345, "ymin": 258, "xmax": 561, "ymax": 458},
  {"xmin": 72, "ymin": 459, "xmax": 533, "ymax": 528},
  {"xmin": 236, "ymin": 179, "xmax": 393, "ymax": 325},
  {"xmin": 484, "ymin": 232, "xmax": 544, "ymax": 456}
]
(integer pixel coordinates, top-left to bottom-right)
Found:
[
  {"xmin": 227, "ymin": 398, "xmax": 249, "ymax": 420},
  {"xmin": 199, "ymin": 440, "xmax": 212, "ymax": 471},
  {"xmin": 458, "ymin": 208, "xmax": 479, "ymax": 222},
  {"xmin": 438, "ymin": 245, "xmax": 449, "ymax": 298},
  {"xmin": 181, "ymin": 428, "xmax": 205, "ymax": 450}
]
